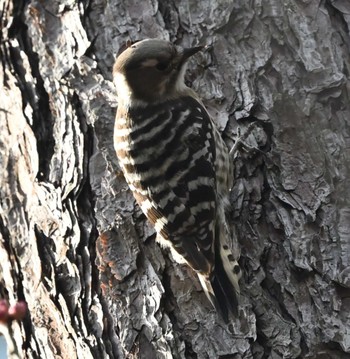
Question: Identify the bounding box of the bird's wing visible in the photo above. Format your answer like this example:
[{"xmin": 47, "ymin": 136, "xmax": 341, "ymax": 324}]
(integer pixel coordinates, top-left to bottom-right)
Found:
[{"xmin": 124, "ymin": 96, "xmax": 218, "ymax": 273}]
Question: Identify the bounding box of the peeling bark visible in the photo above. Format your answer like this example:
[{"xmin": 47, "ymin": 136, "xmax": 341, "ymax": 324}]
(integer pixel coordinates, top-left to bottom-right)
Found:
[{"xmin": 1, "ymin": 0, "xmax": 350, "ymax": 358}]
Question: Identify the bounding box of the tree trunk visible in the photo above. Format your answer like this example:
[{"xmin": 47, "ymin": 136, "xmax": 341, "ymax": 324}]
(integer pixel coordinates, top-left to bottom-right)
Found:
[{"xmin": 1, "ymin": 0, "xmax": 350, "ymax": 358}]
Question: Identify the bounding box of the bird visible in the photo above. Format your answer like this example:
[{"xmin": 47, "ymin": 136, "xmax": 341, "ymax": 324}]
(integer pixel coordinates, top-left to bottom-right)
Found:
[{"xmin": 113, "ymin": 38, "xmax": 241, "ymax": 322}]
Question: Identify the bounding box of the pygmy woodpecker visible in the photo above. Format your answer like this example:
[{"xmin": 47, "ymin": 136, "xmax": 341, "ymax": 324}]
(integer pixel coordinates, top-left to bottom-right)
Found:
[{"xmin": 113, "ymin": 38, "xmax": 241, "ymax": 321}]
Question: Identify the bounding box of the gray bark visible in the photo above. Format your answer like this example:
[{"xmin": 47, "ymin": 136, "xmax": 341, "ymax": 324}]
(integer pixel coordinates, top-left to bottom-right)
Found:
[{"xmin": 1, "ymin": 0, "xmax": 350, "ymax": 358}]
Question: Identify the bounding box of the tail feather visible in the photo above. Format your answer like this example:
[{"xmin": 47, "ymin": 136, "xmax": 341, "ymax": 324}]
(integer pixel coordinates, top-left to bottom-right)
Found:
[
  {"xmin": 211, "ymin": 250, "xmax": 239, "ymax": 321},
  {"xmin": 197, "ymin": 247, "xmax": 240, "ymax": 322}
]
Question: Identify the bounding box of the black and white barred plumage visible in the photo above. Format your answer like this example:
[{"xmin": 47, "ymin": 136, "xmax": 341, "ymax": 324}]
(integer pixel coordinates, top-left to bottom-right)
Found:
[{"xmin": 113, "ymin": 39, "xmax": 241, "ymax": 321}]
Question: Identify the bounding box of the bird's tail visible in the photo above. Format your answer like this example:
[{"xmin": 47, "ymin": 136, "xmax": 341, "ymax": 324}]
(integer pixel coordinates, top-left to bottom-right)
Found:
[{"xmin": 197, "ymin": 242, "xmax": 241, "ymax": 322}]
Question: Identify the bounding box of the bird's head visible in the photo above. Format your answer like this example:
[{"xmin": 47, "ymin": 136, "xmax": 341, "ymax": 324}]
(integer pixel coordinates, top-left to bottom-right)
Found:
[{"xmin": 113, "ymin": 39, "xmax": 204, "ymax": 105}]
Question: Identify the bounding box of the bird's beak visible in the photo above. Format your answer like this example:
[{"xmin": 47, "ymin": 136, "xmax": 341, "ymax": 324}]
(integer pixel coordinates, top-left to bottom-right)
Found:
[{"xmin": 182, "ymin": 45, "xmax": 205, "ymax": 61}]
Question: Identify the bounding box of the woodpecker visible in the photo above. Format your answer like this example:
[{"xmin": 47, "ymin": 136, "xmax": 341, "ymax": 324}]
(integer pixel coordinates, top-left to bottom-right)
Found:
[{"xmin": 113, "ymin": 38, "xmax": 241, "ymax": 321}]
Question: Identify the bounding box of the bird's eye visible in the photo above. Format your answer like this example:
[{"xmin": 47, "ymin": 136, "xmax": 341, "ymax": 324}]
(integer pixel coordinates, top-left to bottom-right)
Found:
[{"xmin": 156, "ymin": 61, "xmax": 170, "ymax": 71}]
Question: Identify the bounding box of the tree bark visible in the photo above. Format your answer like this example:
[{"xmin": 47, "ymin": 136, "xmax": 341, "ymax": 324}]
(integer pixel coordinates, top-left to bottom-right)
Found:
[{"xmin": 1, "ymin": 0, "xmax": 350, "ymax": 358}]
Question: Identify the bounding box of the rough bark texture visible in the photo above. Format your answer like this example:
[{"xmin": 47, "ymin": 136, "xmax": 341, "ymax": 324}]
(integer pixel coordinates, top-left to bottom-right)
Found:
[{"xmin": 1, "ymin": 0, "xmax": 350, "ymax": 358}]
